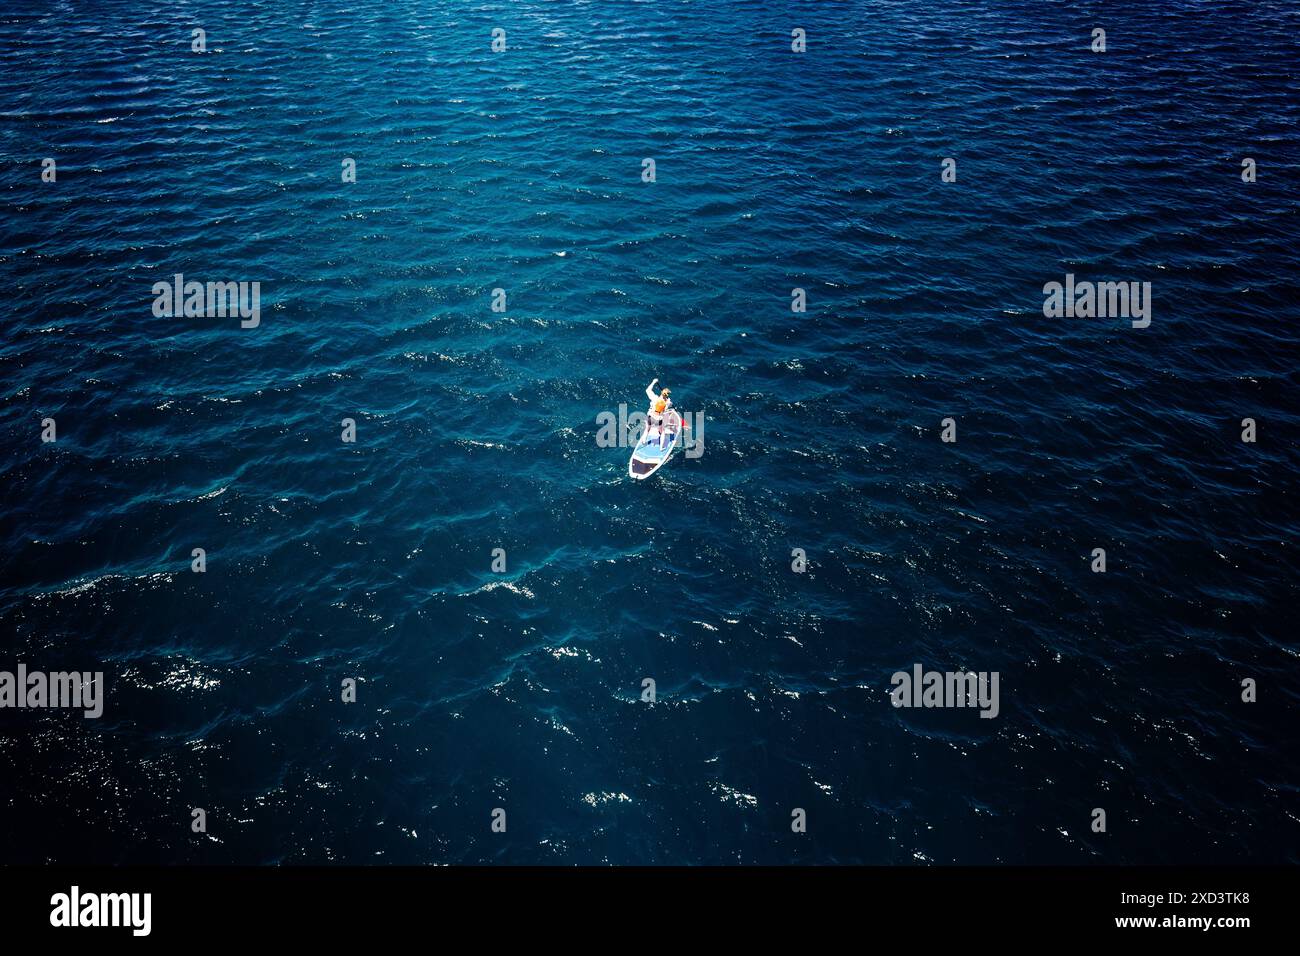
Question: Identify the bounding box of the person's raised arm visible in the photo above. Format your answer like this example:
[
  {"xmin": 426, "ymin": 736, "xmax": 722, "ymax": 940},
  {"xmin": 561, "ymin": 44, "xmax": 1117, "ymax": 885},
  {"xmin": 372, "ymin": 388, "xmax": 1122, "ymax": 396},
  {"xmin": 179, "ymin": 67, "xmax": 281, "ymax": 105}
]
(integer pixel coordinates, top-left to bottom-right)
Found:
[{"xmin": 645, "ymin": 378, "xmax": 659, "ymax": 402}]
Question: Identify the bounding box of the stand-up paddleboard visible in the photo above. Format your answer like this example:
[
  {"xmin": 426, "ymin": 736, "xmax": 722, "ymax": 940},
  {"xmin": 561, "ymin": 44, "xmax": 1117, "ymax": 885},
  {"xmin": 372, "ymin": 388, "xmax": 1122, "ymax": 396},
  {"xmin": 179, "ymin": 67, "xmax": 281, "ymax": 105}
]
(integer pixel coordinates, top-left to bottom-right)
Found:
[{"xmin": 628, "ymin": 414, "xmax": 681, "ymax": 480}]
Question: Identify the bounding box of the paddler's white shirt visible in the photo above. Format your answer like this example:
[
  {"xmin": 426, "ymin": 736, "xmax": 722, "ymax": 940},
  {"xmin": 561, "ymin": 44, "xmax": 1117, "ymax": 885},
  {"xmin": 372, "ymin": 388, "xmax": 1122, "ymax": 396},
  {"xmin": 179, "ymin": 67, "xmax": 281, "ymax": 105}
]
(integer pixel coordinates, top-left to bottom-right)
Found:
[{"xmin": 645, "ymin": 379, "xmax": 664, "ymax": 425}]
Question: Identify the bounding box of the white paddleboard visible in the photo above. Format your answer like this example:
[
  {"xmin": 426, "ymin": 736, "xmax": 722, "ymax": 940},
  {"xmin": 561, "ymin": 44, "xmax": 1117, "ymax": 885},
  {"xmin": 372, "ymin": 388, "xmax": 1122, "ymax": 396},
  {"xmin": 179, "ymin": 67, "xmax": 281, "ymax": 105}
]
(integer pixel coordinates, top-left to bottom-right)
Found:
[{"xmin": 628, "ymin": 416, "xmax": 681, "ymax": 480}]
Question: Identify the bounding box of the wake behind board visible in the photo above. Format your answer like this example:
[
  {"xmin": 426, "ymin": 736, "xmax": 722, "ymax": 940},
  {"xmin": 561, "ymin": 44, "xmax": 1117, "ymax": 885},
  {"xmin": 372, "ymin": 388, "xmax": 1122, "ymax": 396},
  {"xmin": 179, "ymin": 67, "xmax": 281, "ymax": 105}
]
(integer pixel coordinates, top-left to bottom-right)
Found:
[{"xmin": 628, "ymin": 421, "xmax": 680, "ymax": 480}]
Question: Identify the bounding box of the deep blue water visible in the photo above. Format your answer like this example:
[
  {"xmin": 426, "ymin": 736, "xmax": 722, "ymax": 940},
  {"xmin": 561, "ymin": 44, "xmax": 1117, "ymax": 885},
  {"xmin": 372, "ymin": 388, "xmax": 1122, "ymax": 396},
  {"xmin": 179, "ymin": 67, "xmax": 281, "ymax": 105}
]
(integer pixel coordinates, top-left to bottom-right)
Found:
[{"xmin": 2, "ymin": 0, "xmax": 1298, "ymax": 864}]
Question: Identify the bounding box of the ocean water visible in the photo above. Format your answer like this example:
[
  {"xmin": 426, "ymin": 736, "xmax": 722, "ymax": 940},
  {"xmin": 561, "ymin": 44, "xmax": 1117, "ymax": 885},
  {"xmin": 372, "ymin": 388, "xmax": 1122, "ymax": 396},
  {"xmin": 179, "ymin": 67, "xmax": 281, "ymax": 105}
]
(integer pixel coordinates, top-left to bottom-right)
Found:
[{"xmin": 1, "ymin": 0, "xmax": 1298, "ymax": 865}]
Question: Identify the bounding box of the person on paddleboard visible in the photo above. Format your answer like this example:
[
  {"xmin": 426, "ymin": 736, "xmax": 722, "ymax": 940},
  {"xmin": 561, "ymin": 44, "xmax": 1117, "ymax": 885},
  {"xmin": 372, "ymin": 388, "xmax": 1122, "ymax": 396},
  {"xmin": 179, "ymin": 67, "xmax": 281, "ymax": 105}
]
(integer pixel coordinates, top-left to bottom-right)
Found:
[{"xmin": 644, "ymin": 378, "xmax": 688, "ymax": 448}]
